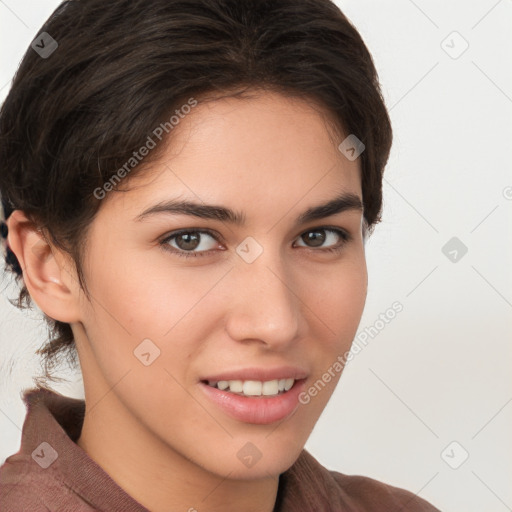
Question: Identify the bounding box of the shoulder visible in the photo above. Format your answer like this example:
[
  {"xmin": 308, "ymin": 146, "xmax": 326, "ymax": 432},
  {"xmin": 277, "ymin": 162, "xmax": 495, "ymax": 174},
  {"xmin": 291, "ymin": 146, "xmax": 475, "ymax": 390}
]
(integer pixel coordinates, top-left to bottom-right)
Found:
[
  {"xmin": 328, "ymin": 470, "xmax": 441, "ymax": 511},
  {"xmin": 281, "ymin": 450, "xmax": 442, "ymax": 512},
  {"xmin": 0, "ymin": 453, "xmax": 53, "ymax": 511},
  {"xmin": 0, "ymin": 452, "xmax": 93, "ymax": 512}
]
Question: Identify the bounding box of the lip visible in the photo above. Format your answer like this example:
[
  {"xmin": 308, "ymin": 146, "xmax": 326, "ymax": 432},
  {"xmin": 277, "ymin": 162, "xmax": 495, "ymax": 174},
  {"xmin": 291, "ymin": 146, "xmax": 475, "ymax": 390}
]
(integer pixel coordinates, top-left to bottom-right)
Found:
[
  {"xmin": 199, "ymin": 377, "xmax": 307, "ymax": 425},
  {"xmin": 201, "ymin": 366, "xmax": 309, "ymax": 383}
]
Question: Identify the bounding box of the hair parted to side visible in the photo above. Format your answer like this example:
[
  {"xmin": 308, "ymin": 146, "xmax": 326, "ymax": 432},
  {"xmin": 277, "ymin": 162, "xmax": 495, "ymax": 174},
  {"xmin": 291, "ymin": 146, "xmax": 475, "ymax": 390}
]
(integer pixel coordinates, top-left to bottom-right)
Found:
[{"xmin": 0, "ymin": 0, "xmax": 392, "ymax": 385}]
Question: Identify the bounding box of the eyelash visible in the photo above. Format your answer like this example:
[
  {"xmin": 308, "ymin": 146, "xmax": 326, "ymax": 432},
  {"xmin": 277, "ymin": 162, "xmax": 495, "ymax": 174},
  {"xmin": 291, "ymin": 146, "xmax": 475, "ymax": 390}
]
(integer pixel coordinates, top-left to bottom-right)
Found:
[{"xmin": 159, "ymin": 226, "xmax": 352, "ymax": 259}]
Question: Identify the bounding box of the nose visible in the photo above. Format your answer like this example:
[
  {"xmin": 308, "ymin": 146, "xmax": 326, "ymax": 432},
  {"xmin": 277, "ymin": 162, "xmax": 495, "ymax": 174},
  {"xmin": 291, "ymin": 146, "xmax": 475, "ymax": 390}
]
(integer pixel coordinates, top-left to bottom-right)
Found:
[{"xmin": 223, "ymin": 251, "xmax": 301, "ymax": 350}]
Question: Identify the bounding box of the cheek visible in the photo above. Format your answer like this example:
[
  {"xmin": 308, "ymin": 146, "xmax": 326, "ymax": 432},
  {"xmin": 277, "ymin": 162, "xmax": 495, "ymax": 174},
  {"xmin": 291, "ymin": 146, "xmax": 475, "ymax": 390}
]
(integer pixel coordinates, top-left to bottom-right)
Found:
[
  {"xmin": 84, "ymin": 243, "xmax": 223, "ymax": 334},
  {"xmin": 293, "ymin": 260, "xmax": 366, "ymax": 420},
  {"xmin": 79, "ymin": 248, "xmax": 233, "ymax": 381},
  {"xmin": 306, "ymin": 255, "xmax": 367, "ymax": 339}
]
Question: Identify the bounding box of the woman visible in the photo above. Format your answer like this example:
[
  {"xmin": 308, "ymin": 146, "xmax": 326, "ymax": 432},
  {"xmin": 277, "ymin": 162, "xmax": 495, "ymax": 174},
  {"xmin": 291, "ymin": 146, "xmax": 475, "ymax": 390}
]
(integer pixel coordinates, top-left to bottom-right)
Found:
[{"xmin": 0, "ymin": 0, "xmax": 441, "ymax": 510}]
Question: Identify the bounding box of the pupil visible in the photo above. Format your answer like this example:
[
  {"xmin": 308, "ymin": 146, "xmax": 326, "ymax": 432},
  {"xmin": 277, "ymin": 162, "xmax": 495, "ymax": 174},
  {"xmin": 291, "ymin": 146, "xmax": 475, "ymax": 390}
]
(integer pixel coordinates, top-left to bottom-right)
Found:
[
  {"xmin": 304, "ymin": 230, "xmax": 325, "ymax": 247},
  {"xmin": 177, "ymin": 232, "xmax": 200, "ymax": 250}
]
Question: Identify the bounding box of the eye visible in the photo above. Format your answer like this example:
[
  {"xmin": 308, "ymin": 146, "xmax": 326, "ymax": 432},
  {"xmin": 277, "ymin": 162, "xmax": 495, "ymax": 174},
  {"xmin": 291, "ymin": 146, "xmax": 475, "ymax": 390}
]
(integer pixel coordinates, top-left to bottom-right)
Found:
[
  {"xmin": 160, "ymin": 229, "xmax": 221, "ymax": 258},
  {"xmin": 159, "ymin": 226, "xmax": 351, "ymax": 259},
  {"xmin": 294, "ymin": 227, "xmax": 350, "ymax": 252}
]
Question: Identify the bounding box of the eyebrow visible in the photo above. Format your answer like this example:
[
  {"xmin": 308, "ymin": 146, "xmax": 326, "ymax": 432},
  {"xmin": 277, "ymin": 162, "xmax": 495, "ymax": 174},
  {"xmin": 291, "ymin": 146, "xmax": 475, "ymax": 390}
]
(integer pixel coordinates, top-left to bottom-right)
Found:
[{"xmin": 135, "ymin": 192, "xmax": 363, "ymax": 226}]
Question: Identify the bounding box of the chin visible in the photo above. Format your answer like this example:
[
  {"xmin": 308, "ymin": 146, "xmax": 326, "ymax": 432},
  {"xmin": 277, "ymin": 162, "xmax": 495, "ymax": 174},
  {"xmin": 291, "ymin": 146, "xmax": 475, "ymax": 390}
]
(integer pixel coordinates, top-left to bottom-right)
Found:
[
  {"xmin": 193, "ymin": 424, "xmax": 312, "ymax": 480},
  {"xmin": 206, "ymin": 446, "xmax": 303, "ymax": 481}
]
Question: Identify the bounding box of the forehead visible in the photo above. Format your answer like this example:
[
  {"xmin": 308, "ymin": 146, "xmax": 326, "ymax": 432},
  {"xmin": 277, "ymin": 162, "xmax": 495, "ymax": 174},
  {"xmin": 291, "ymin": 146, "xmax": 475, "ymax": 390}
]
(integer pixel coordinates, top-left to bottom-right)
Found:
[
  {"xmin": 103, "ymin": 91, "xmax": 362, "ymax": 219},
  {"xmin": 164, "ymin": 90, "xmax": 348, "ymax": 165}
]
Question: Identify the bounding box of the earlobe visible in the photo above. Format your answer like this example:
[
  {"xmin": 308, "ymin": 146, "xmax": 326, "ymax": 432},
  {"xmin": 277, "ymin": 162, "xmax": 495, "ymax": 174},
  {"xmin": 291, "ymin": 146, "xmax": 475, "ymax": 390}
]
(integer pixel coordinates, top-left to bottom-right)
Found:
[{"xmin": 6, "ymin": 210, "xmax": 81, "ymax": 323}]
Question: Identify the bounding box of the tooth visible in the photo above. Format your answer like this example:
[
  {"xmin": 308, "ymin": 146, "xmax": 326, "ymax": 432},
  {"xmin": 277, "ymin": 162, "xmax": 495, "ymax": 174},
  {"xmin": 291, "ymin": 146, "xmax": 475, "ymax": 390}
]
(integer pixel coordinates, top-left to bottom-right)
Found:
[
  {"xmin": 229, "ymin": 380, "xmax": 243, "ymax": 393},
  {"xmin": 262, "ymin": 380, "xmax": 279, "ymax": 396},
  {"xmin": 284, "ymin": 378, "xmax": 294, "ymax": 391},
  {"xmin": 214, "ymin": 378, "xmax": 295, "ymax": 395},
  {"xmin": 243, "ymin": 380, "xmax": 262, "ymax": 396}
]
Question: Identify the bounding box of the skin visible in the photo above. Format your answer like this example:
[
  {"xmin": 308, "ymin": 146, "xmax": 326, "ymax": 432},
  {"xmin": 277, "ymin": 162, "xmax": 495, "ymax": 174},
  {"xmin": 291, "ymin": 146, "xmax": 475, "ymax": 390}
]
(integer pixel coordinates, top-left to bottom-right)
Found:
[{"xmin": 7, "ymin": 90, "xmax": 367, "ymax": 512}]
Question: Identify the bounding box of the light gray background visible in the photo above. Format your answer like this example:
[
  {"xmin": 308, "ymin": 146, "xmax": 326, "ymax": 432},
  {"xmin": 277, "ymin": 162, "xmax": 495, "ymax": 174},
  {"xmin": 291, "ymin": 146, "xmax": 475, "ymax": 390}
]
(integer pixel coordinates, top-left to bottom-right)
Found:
[{"xmin": 1, "ymin": 1, "xmax": 511, "ymax": 511}]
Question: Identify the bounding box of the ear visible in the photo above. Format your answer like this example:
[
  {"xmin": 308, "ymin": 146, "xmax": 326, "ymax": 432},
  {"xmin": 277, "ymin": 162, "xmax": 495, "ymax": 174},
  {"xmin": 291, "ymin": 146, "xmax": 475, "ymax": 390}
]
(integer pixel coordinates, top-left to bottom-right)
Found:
[{"xmin": 6, "ymin": 210, "xmax": 81, "ymax": 323}]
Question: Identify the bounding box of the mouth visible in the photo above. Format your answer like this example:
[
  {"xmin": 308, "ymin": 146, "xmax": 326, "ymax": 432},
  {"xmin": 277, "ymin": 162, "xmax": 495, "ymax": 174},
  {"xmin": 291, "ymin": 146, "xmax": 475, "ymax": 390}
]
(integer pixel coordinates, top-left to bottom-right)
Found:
[
  {"xmin": 198, "ymin": 369, "xmax": 308, "ymax": 425},
  {"xmin": 202, "ymin": 378, "xmax": 296, "ymax": 397}
]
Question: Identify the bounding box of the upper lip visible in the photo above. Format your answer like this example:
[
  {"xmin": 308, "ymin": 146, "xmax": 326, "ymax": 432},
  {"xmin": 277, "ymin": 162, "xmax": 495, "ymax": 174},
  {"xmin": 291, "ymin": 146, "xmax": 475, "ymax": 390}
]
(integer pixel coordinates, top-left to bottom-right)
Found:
[{"xmin": 201, "ymin": 366, "xmax": 309, "ymax": 383}]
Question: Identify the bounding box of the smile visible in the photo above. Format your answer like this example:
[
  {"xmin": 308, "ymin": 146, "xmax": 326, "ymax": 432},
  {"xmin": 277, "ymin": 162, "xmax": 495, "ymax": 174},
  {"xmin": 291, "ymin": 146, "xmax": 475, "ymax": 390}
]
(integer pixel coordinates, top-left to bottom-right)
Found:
[
  {"xmin": 206, "ymin": 378, "xmax": 295, "ymax": 397},
  {"xmin": 200, "ymin": 376, "xmax": 307, "ymax": 424}
]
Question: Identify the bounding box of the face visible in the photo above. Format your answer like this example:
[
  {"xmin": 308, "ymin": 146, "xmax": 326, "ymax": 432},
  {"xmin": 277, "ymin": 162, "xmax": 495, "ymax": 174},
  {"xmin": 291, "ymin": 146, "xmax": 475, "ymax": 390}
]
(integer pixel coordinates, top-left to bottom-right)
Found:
[{"xmin": 73, "ymin": 90, "xmax": 367, "ymax": 479}]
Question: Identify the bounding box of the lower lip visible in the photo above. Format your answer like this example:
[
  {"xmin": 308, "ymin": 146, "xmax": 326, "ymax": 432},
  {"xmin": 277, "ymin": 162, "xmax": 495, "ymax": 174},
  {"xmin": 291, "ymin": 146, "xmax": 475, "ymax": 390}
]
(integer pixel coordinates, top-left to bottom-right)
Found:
[{"xmin": 199, "ymin": 380, "xmax": 306, "ymax": 425}]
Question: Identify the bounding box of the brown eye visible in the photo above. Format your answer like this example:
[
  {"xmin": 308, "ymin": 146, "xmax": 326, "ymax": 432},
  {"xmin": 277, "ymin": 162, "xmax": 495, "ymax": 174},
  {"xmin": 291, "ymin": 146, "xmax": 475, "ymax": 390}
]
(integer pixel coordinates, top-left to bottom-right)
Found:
[
  {"xmin": 301, "ymin": 230, "xmax": 326, "ymax": 247},
  {"xmin": 295, "ymin": 227, "xmax": 349, "ymax": 250},
  {"xmin": 161, "ymin": 229, "xmax": 219, "ymax": 257},
  {"xmin": 175, "ymin": 232, "xmax": 201, "ymax": 251}
]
